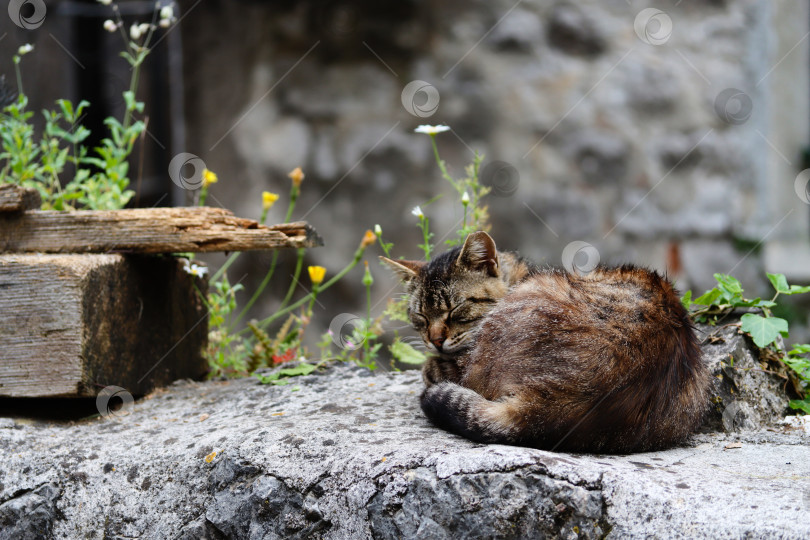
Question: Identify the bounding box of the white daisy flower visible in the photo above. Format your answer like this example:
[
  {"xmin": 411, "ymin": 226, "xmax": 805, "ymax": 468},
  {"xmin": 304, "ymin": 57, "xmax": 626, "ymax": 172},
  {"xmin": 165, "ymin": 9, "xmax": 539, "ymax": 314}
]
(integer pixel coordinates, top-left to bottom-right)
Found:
[
  {"xmin": 181, "ymin": 260, "xmax": 208, "ymax": 278},
  {"xmin": 414, "ymin": 125, "xmax": 450, "ymax": 135}
]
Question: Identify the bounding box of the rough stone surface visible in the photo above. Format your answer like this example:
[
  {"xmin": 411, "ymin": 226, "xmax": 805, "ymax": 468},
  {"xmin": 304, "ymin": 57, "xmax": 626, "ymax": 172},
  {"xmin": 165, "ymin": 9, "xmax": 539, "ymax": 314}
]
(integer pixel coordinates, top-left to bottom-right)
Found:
[
  {"xmin": 0, "ymin": 326, "xmax": 807, "ymax": 539},
  {"xmin": 697, "ymin": 321, "xmax": 793, "ymax": 431}
]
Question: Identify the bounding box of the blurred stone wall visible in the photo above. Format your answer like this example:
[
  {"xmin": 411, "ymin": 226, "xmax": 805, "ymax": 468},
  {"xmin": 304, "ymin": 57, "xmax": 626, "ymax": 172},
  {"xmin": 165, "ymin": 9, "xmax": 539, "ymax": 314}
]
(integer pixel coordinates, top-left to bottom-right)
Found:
[
  {"xmin": 179, "ymin": 0, "xmax": 809, "ymax": 341},
  {"xmin": 4, "ymin": 0, "xmax": 807, "ymax": 344}
]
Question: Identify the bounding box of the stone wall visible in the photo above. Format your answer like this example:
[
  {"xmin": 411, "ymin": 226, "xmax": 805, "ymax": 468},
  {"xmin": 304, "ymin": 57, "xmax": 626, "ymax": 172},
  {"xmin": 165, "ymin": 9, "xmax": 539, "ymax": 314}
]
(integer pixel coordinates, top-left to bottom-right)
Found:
[
  {"xmin": 177, "ymin": 0, "xmax": 810, "ymax": 339},
  {"xmin": 3, "ymin": 1, "xmax": 808, "ymax": 340}
]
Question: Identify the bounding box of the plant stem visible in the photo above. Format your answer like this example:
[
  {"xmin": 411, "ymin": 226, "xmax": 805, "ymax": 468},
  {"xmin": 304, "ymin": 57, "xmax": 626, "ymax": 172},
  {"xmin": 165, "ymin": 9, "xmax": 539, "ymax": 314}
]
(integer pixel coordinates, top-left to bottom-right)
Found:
[
  {"xmin": 279, "ymin": 248, "xmax": 306, "ymax": 310},
  {"xmin": 122, "ymin": 54, "xmax": 143, "ymax": 132},
  {"xmin": 248, "ymin": 245, "xmax": 367, "ymax": 333},
  {"xmin": 231, "ymin": 188, "xmax": 301, "ymax": 324},
  {"xmin": 211, "ymin": 252, "xmax": 240, "ymax": 283},
  {"xmin": 363, "ymin": 278, "xmax": 372, "ymax": 360},
  {"xmin": 232, "ymin": 251, "xmax": 280, "ymax": 326},
  {"xmin": 307, "ymin": 284, "xmax": 319, "ymax": 315},
  {"xmin": 13, "ymin": 59, "xmax": 23, "ymax": 97},
  {"xmin": 429, "ymin": 134, "xmax": 457, "ymax": 189}
]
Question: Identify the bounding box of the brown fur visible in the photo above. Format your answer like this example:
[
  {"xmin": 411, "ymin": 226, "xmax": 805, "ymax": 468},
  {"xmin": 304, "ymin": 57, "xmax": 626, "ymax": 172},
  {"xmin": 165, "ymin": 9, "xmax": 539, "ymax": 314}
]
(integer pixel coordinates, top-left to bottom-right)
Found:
[{"xmin": 381, "ymin": 231, "xmax": 710, "ymax": 454}]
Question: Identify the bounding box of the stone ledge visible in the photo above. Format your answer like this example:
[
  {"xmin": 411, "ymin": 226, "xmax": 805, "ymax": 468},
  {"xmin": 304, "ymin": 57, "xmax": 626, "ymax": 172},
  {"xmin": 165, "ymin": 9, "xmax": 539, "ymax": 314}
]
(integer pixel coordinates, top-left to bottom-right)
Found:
[{"xmin": 0, "ymin": 362, "xmax": 807, "ymax": 539}]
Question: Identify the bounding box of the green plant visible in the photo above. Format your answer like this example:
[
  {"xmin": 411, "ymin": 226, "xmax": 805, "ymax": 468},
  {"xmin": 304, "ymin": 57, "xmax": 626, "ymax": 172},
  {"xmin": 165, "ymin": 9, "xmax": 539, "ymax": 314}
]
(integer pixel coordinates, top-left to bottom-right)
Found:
[
  {"xmin": 0, "ymin": 3, "xmax": 175, "ymax": 210},
  {"xmin": 684, "ymin": 272, "xmax": 810, "ymax": 414},
  {"xmin": 203, "ymin": 124, "xmax": 495, "ymax": 382},
  {"xmin": 201, "ymin": 169, "xmax": 378, "ymax": 381}
]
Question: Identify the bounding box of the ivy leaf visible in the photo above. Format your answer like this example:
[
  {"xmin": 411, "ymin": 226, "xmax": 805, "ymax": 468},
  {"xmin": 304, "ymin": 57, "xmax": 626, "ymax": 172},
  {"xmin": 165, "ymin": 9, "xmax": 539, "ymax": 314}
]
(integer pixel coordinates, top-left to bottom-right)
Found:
[
  {"xmin": 789, "ymin": 344, "xmax": 810, "ymax": 356},
  {"xmin": 788, "ymin": 399, "xmax": 810, "ymax": 415},
  {"xmin": 767, "ymin": 273, "xmax": 790, "ymax": 294},
  {"xmin": 680, "ymin": 290, "xmax": 692, "ymax": 310},
  {"xmin": 787, "ymin": 284, "xmax": 810, "ymax": 295},
  {"xmin": 389, "ymin": 339, "xmax": 427, "ymax": 365},
  {"xmin": 768, "ymin": 272, "xmax": 810, "ymax": 295},
  {"xmin": 734, "ymin": 297, "xmax": 776, "ymax": 309},
  {"xmin": 740, "ymin": 313, "xmax": 788, "ymax": 348},
  {"xmin": 693, "ymin": 288, "xmax": 722, "ymax": 307},
  {"xmin": 714, "ymin": 273, "xmax": 743, "ymax": 302}
]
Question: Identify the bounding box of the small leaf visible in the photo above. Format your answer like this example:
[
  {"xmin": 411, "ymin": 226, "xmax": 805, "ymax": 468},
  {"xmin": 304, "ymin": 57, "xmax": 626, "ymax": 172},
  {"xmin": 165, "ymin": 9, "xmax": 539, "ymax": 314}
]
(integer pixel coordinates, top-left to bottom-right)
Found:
[
  {"xmin": 389, "ymin": 339, "xmax": 427, "ymax": 365},
  {"xmin": 789, "ymin": 344, "xmax": 810, "ymax": 356},
  {"xmin": 767, "ymin": 273, "xmax": 789, "ymax": 294},
  {"xmin": 740, "ymin": 313, "xmax": 788, "ymax": 348},
  {"xmin": 276, "ymin": 363, "xmax": 317, "ymax": 377},
  {"xmin": 693, "ymin": 288, "xmax": 722, "ymax": 307},
  {"xmin": 787, "ymin": 284, "xmax": 810, "ymax": 295},
  {"xmin": 253, "ymin": 363, "xmax": 316, "ymax": 385},
  {"xmin": 788, "ymin": 399, "xmax": 810, "ymax": 415},
  {"xmin": 681, "ymin": 290, "xmax": 692, "ymax": 310},
  {"xmin": 714, "ymin": 273, "xmax": 743, "ymax": 302}
]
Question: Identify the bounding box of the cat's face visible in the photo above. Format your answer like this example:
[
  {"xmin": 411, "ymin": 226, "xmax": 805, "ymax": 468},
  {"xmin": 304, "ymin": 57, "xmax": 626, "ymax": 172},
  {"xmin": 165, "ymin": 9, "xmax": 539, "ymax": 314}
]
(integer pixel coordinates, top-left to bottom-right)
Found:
[{"xmin": 382, "ymin": 232, "xmax": 509, "ymax": 357}]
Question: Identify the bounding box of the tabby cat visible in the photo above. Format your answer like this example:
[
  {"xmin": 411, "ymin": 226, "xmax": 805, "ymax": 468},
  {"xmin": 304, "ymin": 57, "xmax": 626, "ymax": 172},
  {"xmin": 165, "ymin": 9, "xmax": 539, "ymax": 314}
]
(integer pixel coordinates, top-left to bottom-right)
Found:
[{"xmin": 381, "ymin": 231, "xmax": 710, "ymax": 454}]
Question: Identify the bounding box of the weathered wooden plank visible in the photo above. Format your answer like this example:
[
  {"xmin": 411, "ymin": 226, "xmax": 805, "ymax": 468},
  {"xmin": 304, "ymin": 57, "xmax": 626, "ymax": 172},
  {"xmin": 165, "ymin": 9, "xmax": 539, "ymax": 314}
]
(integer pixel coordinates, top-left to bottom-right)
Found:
[
  {"xmin": 0, "ymin": 207, "xmax": 323, "ymax": 253},
  {"xmin": 0, "ymin": 184, "xmax": 41, "ymax": 212},
  {"xmin": 0, "ymin": 254, "xmax": 208, "ymax": 397}
]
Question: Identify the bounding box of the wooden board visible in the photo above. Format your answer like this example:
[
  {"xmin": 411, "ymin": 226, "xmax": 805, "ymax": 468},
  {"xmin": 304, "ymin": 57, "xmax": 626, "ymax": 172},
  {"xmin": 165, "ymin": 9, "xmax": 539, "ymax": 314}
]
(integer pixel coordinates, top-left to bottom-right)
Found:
[
  {"xmin": 0, "ymin": 254, "xmax": 208, "ymax": 397},
  {"xmin": 0, "ymin": 207, "xmax": 322, "ymax": 253},
  {"xmin": 0, "ymin": 184, "xmax": 40, "ymax": 212}
]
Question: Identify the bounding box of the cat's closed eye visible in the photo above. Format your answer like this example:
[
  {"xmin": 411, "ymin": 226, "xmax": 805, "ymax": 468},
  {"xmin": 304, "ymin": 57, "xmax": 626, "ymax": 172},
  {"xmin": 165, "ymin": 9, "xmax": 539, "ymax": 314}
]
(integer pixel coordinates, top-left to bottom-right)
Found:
[
  {"xmin": 448, "ymin": 298, "xmax": 493, "ymax": 324},
  {"xmin": 411, "ymin": 312, "xmax": 428, "ymax": 329},
  {"xmin": 448, "ymin": 306, "xmax": 479, "ymax": 324}
]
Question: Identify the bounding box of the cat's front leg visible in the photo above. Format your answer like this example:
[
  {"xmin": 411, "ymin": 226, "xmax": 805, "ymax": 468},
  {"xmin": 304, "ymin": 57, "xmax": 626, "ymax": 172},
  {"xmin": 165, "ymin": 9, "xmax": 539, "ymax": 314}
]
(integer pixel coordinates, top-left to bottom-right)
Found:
[{"xmin": 422, "ymin": 355, "xmax": 463, "ymax": 387}]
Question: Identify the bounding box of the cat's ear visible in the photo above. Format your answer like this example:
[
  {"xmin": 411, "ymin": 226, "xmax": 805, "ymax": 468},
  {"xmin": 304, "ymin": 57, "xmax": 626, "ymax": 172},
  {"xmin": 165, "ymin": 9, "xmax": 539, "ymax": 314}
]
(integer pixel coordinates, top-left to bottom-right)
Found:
[
  {"xmin": 457, "ymin": 231, "xmax": 499, "ymax": 277},
  {"xmin": 379, "ymin": 256, "xmax": 424, "ymax": 283}
]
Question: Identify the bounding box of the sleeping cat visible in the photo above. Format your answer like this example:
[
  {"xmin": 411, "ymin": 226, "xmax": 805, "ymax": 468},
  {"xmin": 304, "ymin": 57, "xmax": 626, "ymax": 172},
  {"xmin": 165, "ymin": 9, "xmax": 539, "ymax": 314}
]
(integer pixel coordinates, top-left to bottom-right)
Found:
[{"xmin": 381, "ymin": 231, "xmax": 710, "ymax": 454}]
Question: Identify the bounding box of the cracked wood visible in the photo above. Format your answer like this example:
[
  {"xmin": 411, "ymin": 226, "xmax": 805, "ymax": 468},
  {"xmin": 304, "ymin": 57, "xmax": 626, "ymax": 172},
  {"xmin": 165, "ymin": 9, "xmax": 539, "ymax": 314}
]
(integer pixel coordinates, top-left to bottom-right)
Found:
[
  {"xmin": 0, "ymin": 207, "xmax": 322, "ymax": 253},
  {"xmin": 0, "ymin": 184, "xmax": 41, "ymax": 212}
]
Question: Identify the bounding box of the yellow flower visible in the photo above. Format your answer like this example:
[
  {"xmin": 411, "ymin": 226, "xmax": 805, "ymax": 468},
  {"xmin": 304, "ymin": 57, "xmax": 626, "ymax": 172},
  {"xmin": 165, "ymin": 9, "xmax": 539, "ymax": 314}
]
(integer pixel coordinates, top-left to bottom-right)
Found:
[
  {"xmin": 308, "ymin": 265, "xmax": 326, "ymax": 285},
  {"xmin": 202, "ymin": 168, "xmax": 218, "ymax": 187},
  {"xmin": 360, "ymin": 229, "xmax": 376, "ymax": 249},
  {"xmin": 288, "ymin": 167, "xmax": 305, "ymax": 188},
  {"xmin": 262, "ymin": 191, "xmax": 280, "ymax": 210}
]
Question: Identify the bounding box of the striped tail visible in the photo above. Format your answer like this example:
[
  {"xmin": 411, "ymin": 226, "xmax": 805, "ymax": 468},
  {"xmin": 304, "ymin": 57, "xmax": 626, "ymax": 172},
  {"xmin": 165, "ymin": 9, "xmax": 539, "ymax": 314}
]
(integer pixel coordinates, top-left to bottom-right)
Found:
[{"xmin": 420, "ymin": 382, "xmax": 518, "ymax": 444}]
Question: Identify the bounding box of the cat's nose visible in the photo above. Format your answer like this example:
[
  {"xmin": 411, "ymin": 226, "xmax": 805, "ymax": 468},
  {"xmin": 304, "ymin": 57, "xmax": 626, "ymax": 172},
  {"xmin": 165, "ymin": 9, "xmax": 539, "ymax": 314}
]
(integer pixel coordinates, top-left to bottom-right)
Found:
[{"xmin": 431, "ymin": 337, "xmax": 445, "ymax": 350}]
